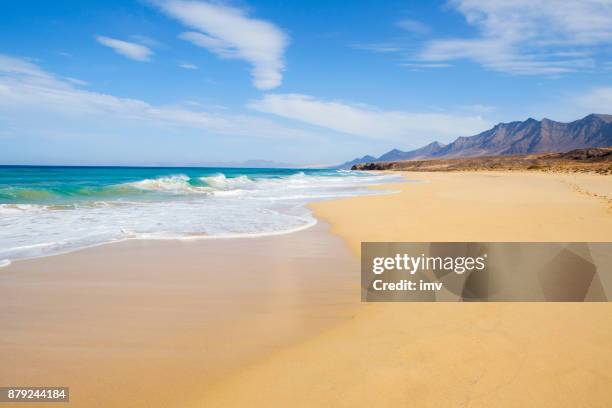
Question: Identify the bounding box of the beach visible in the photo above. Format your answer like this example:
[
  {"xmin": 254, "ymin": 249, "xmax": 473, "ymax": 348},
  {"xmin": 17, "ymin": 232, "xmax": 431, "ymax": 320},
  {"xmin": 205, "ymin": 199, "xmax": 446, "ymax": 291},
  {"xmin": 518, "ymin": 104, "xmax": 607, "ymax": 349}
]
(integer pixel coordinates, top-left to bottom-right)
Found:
[
  {"xmin": 0, "ymin": 222, "xmax": 360, "ymax": 408},
  {"xmin": 4, "ymin": 1, "xmax": 612, "ymax": 406},
  {"xmin": 1, "ymin": 171, "xmax": 612, "ymax": 407},
  {"xmin": 199, "ymin": 171, "xmax": 612, "ymax": 407}
]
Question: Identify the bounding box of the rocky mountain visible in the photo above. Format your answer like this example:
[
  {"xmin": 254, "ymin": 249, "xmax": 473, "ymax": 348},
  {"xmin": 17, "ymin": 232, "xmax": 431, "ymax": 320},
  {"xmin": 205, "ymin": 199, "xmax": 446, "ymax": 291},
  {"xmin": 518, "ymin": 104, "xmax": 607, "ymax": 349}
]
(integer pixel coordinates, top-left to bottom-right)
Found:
[
  {"xmin": 377, "ymin": 141, "xmax": 446, "ymax": 161},
  {"xmin": 337, "ymin": 114, "xmax": 612, "ymax": 168},
  {"xmin": 434, "ymin": 113, "xmax": 612, "ymax": 158}
]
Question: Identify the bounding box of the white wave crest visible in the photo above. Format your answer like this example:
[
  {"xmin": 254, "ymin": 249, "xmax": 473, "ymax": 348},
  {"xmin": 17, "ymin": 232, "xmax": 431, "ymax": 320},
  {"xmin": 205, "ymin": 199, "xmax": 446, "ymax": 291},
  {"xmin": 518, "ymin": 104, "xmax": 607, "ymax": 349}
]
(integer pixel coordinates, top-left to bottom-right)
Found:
[
  {"xmin": 126, "ymin": 175, "xmax": 212, "ymax": 194},
  {"xmin": 0, "ymin": 170, "xmax": 405, "ymax": 262},
  {"xmin": 199, "ymin": 174, "xmax": 254, "ymax": 190},
  {"xmin": 0, "ymin": 203, "xmax": 43, "ymax": 214}
]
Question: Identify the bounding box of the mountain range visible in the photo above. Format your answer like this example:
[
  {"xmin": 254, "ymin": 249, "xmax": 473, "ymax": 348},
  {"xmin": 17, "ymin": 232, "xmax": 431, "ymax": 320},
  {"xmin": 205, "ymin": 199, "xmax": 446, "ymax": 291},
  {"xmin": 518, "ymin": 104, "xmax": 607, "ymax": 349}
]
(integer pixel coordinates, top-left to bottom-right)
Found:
[{"xmin": 335, "ymin": 113, "xmax": 612, "ymax": 168}]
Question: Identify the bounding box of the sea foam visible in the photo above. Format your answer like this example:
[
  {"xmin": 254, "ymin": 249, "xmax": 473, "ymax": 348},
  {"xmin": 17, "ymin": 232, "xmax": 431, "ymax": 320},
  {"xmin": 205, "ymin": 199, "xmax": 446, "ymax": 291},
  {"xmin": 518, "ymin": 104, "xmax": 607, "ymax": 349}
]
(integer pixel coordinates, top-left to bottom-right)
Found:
[{"xmin": 0, "ymin": 169, "xmax": 403, "ymax": 261}]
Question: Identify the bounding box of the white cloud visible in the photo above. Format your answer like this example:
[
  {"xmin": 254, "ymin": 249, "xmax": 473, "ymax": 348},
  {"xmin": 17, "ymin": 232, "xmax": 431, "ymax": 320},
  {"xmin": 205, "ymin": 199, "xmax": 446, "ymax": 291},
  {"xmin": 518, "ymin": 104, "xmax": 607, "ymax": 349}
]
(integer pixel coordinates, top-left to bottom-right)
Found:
[
  {"xmin": 0, "ymin": 55, "xmax": 312, "ymax": 140},
  {"xmin": 158, "ymin": 0, "xmax": 288, "ymax": 90},
  {"xmin": 401, "ymin": 62, "xmax": 451, "ymax": 69},
  {"xmin": 179, "ymin": 63, "xmax": 198, "ymax": 69},
  {"xmin": 418, "ymin": 0, "xmax": 612, "ymax": 75},
  {"xmin": 249, "ymin": 94, "xmax": 491, "ymax": 142},
  {"xmin": 96, "ymin": 36, "xmax": 153, "ymax": 62},
  {"xmin": 64, "ymin": 77, "xmax": 88, "ymax": 86},
  {"xmin": 130, "ymin": 34, "xmax": 162, "ymax": 48},
  {"xmin": 350, "ymin": 43, "xmax": 402, "ymax": 53},
  {"xmin": 396, "ymin": 18, "xmax": 430, "ymax": 35},
  {"xmin": 577, "ymin": 87, "xmax": 612, "ymax": 112}
]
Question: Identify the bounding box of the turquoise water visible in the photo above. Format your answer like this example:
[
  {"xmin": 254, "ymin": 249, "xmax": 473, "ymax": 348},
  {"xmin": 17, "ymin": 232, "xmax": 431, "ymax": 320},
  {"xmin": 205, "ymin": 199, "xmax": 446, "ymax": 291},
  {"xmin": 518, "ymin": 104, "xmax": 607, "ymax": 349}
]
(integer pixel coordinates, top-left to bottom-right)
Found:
[
  {"xmin": 0, "ymin": 166, "xmax": 336, "ymax": 204},
  {"xmin": 0, "ymin": 166, "xmax": 402, "ymax": 262}
]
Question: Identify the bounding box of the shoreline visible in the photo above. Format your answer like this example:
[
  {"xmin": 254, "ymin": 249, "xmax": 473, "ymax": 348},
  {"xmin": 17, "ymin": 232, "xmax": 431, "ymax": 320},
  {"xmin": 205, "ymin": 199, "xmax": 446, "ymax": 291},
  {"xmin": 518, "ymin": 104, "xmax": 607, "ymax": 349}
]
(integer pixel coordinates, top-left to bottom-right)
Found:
[
  {"xmin": 2, "ymin": 170, "xmax": 612, "ymax": 407},
  {"xmin": 0, "ymin": 221, "xmax": 362, "ymax": 408},
  {"xmin": 0, "ymin": 215, "xmax": 319, "ymax": 267},
  {"xmin": 0, "ymin": 171, "xmax": 404, "ymax": 265},
  {"xmin": 0, "ymin": 167, "xmax": 404, "ymax": 264},
  {"xmin": 197, "ymin": 170, "xmax": 612, "ymax": 407}
]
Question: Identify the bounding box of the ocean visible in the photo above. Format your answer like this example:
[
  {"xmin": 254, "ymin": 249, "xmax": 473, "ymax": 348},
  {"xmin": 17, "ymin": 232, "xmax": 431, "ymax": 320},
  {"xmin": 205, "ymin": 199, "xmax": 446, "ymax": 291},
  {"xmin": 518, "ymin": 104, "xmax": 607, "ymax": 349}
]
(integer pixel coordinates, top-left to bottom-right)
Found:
[{"xmin": 0, "ymin": 166, "xmax": 402, "ymax": 263}]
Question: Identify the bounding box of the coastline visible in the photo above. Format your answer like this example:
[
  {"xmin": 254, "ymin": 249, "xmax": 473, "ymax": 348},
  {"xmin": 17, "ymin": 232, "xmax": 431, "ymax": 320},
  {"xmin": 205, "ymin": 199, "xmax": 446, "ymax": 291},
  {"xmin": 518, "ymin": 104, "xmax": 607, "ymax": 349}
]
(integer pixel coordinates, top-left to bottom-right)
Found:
[
  {"xmin": 2, "ymin": 170, "xmax": 612, "ymax": 407},
  {"xmin": 4, "ymin": 2, "xmax": 612, "ymax": 407},
  {"xmin": 197, "ymin": 171, "xmax": 612, "ymax": 407},
  {"xmin": 0, "ymin": 214, "xmax": 319, "ymax": 268},
  {"xmin": 0, "ymin": 167, "xmax": 402, "ymax": 263}
]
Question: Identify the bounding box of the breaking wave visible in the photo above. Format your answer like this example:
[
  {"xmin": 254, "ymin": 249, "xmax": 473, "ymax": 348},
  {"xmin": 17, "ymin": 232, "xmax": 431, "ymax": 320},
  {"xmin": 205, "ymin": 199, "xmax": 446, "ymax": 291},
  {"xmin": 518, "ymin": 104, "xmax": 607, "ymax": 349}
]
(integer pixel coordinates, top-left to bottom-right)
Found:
[
  {"xmin": 126, "ymin": 174, "xmax": 213, "ymax": 194},
  {"xmin": 0, "ymin": 169, "xmax": 404, "ymax": 262}
]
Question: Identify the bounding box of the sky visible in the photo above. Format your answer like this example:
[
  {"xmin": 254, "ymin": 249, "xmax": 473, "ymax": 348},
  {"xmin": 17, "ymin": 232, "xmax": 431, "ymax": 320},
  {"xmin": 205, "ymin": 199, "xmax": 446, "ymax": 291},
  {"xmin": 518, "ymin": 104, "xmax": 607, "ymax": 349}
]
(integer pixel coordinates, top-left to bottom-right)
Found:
[{"xmin": 1, "ymin": 0, "xmax": 612, "ymax": 166}]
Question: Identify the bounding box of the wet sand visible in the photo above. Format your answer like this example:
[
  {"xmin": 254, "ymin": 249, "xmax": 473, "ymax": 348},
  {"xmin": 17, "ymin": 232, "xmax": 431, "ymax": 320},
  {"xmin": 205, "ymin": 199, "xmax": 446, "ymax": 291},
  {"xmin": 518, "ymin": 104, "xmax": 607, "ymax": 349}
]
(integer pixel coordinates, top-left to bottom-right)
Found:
[{"xmin": 0, "ymin": 222, "xmax": 360, "ymax": 408}]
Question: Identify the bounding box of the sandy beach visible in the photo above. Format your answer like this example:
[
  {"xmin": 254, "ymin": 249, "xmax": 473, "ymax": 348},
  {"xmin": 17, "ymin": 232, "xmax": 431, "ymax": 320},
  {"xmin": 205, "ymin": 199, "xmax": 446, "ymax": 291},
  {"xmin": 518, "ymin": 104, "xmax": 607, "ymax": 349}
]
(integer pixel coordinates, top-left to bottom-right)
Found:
[
  {"xmin": 2, "ymin": 171, "xmax": 612, "ymax": 407},
  {"xmin": 4, "ymin": 1, "xmax": 612, "ymax": 406},
  {"xmin": 198, "ymin": 171, "xmax": 612, "ymax": 407},
  {"xmin": 0, "ymin": 223, "xmax": 360, "ymax": 407}
]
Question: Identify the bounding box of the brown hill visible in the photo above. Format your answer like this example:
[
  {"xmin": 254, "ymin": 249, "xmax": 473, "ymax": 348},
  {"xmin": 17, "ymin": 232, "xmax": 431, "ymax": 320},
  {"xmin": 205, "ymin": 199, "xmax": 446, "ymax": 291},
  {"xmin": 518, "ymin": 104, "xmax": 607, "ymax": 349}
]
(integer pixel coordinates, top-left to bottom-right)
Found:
[{"xmin": 352, "ymin": 147, "xmax": 612, "ymax": 174}]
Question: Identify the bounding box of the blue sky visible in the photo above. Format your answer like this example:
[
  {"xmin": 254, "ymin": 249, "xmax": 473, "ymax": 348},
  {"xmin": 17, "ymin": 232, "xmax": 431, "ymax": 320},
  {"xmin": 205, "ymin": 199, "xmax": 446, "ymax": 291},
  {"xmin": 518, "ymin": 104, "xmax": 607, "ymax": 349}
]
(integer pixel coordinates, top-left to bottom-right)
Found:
[{"xmin": 1, "ymin": 0, "xmax": 612, "ymax": 166}]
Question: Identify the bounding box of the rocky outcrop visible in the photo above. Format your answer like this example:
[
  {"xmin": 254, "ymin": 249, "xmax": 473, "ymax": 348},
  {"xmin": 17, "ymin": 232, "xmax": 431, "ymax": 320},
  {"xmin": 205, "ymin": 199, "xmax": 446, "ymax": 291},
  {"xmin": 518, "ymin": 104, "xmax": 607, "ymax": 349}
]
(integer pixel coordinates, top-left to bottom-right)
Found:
[{"xmin": 351, "ymin": 147, "xmax": 612, "ymax": 174}]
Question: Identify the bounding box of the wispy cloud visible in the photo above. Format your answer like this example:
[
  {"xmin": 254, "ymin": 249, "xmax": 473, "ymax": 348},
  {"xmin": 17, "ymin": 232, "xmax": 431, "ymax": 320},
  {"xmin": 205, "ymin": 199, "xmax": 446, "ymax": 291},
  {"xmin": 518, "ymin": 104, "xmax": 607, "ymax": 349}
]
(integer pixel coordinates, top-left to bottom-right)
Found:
[
  {"xmin": 157, "ymin": 0, "xmax": 289, "ymax": 90},
  {"xmin": 96, "ymin": 36, "xmax": 153, "ymax": 62},
  {"xmin": 396, "ymin": 18, "xmax": 431, "ymax": 35},
  {"xmin": 64, "ymin": 77, "xmax": 88, "ymax": 86},
  {"xmin": 130, "ymin": 34, "xmax": 162, "ymax": 48},
  {"xmin": 418, "ymin": 0, "xmax": 612, "ymax": 75},
  {"xmin": 400, "ymin": 62, "xmax": 450, "ymax": 69},
  {"xmin": 350, "ymin": 42, "xmax": 402, "ymax": 53},
  {"xmin": 249, "ymin": 93, "xmax": 491, "ymax": 143},
  {"xmin": 0, "ymin": 55, "xmax": 312, "ymax": 140},
  {"xmin": 577, "ymin": 87, "xmax": 612, "ymax": 112},
  {"xmin": 179, "ymin": 63, "xmax": 198, "ymax": 69}
]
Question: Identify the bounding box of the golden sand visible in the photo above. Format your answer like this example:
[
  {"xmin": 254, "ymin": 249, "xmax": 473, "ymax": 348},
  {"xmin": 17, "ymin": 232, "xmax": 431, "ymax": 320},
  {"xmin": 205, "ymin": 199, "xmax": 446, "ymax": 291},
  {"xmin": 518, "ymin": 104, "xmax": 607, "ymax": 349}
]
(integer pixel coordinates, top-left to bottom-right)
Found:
[
  {"xmin": 2, "ymin": 171, "xmax": 612, "ymax": 407},
  {"xmin": 198, "ymin": 171, "xmax": 612, "ymax": 407},
  {"xmin": 0, "ymin": 223, "xmax": 359, "ymax": 408},
  {"xmin": 314, "ymin": 171, "xmax": 612, "ymax": 251}
]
